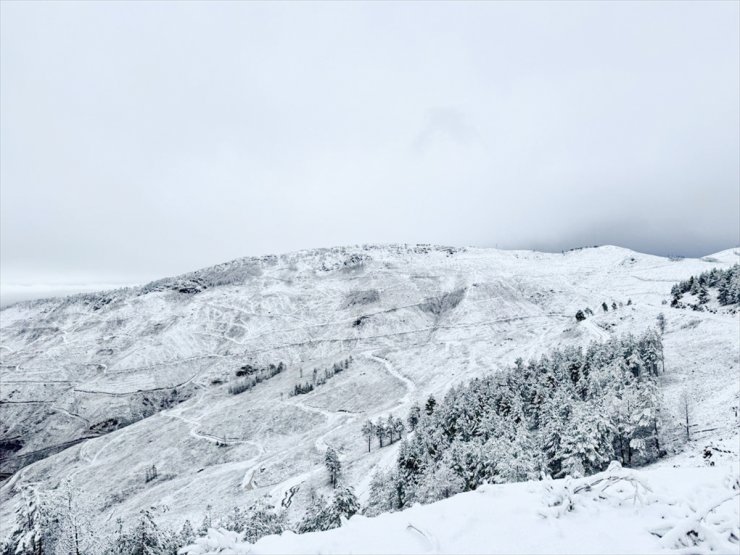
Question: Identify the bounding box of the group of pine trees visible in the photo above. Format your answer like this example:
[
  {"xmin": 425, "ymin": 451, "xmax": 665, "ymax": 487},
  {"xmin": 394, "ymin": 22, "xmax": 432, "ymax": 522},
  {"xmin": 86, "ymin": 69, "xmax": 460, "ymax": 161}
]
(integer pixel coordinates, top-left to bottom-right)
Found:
[
  {"xmin": 365, "ymin": 330, "xmax": 665, "ymax": 516},
  {"xmin": 144, "ymin": 465, "xmax": 158, "ymax": 483},
  {"xmin": 228, "ymin": 362, "xmax": 285, "ymax": 395},
  {"xmin": 360, "ymin": 415, "xmax": 406, "ymax": 451},
  {"xmin": 296, "ymin": 487, "xmax": 359, "ymax": 534},
  {"xmin": 290, "ymin": 358, "xmax": 352, "ymax": 397},
  {"xmin": 671, "ymin": 264, "xmax": 740, "ymax": 310},
  {"xmin": 4, "ymin": 487, "xmax": 293, "ymax": 555},
  {"xmin": 575, "ymin": 300, "xmax": 631, "ymax": 321}
]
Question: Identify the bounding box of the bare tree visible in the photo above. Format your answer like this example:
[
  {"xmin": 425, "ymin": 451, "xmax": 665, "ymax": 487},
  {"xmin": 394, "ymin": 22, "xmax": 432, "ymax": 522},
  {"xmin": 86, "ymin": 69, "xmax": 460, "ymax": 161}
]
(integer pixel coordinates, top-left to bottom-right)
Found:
[
  {"xmin": 656, "ymin": 313, "xmax": 666, "ymax": 335},
  {"xmin": 678, "ymin": 389, "xmax": 694, "ymax": 442}
]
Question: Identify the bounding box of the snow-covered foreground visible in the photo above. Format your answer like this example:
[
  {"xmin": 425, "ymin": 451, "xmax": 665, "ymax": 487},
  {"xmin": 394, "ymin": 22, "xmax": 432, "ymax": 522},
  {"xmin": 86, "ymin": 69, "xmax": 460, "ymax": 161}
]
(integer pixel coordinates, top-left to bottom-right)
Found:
[{"xmin": 186, "ymin": 453, "xmax": 740, "ymax": 555}]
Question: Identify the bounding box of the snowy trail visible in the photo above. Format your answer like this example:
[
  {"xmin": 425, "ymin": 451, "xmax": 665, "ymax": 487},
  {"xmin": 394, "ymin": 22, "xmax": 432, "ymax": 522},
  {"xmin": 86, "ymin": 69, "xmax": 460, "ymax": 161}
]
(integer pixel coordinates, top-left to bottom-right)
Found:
[
  {"xmin": 583, "ymin": 319, "xmax": 611, "ymax": 342},
  {"xmin": 249, "ymin": 392, "xmax": 361, "ymax": 500},
  {"xmin": 51, "ymin": 406, "xmax": 90, "ymax": 427},
  {"xmin": 64, "ymin": 424, "xmax": 141, "ymax": 482},
  {"xmin": 365, "ymin": 353, "xmax": 416, "ymax": 406}
]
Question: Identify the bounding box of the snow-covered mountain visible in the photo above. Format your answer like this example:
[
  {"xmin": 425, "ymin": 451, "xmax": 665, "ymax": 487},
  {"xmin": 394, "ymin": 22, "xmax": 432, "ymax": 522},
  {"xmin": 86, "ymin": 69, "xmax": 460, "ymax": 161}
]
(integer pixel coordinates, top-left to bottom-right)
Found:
[{"xmin": 1, "ymin": 244, "xmax": 738, "ymax": 549}]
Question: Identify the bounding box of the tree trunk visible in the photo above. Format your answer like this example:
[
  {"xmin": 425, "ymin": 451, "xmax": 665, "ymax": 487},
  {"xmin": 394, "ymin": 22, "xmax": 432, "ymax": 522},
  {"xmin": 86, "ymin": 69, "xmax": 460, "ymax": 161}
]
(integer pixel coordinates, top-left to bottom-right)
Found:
[{"xmin": 685, "ymin": 411, "xmax": 691, "ymax": 441}]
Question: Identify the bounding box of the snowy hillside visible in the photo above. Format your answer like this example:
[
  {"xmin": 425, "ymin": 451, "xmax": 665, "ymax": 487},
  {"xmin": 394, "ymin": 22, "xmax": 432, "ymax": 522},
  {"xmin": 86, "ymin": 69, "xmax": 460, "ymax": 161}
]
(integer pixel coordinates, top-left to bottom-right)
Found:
[
  {"xmin": 1, "ymin": 244, "xmax": 738, "ymax": 551},
  {"xmin": 185, "ymin": 456, "xmax": 740, "ymax": 555}
]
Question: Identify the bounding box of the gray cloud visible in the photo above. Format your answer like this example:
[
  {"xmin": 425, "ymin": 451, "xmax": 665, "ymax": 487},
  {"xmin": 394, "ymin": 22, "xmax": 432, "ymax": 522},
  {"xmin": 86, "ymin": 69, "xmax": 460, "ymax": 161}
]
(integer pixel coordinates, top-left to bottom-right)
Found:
[{"xmin": 1, "ymin": 1, "xmax": 738, "ymax": 297}]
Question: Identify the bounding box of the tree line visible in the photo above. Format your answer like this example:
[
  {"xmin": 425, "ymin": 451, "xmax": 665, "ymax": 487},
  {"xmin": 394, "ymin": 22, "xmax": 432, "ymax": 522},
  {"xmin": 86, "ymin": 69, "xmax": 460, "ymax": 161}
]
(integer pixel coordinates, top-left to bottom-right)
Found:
[
  {"xmin": 228, "ymin": 362, "xmax": 286, "ymax": 395},
  {"xmin": 290, "ymin": 357, "xmax": 352, "ymax": 397}
]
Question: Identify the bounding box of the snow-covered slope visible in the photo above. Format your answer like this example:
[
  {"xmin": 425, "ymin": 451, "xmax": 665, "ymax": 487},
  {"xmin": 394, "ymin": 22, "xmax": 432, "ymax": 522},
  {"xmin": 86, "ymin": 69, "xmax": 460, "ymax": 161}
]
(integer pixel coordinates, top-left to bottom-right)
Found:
[
  {"xmin": 185, "ymin": 454, "xmax": 740, "ymax": 555},
  {"xmin": 1, "ymin": 244, "xmax": 738, "ymax": 542}
]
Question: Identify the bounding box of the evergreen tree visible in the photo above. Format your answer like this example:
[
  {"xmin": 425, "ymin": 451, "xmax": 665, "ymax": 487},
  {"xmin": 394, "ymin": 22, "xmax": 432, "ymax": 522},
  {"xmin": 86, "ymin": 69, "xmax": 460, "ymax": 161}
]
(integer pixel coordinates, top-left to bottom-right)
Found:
[
  {"xmin": 179, "ymin": 520, "xmax": 195, "ymax": 547},
  {"xmin": 328, "ymin": 486, "xmax": 360, "ymax": 526},
  {"xmin": 698, "ymin": 285, "xmax": 709, "ymax": 305},
  {"xmin": 361, "ymin": 420, "xmax": 375, "ymax": 452},
  {"xmin": 242, "ymin": 498, "xmax": 286, "ymax": 544},
  {"xmin": 297, "ymin": 494, "xmax": 328, "ymax": 533},
  {"xmin": 407, "ymin": 404, "xmax": 421, "ymax": 431},
  {"xmin": 393, "ymin": 417, "xmax": 406, "ymax": 442},
  {"xmin": 364, "ymin": 470, "xmax": 397, "ymax": 517},
  {"xmin": 386, "ymin": 415, "xmax": 397, "ymax": 443},
  {"xmin": 324, "ymin": 447, "xmax": 341, "ymax": 488},
  {"xmin": 556, "ymin": 401, "xmax": 614, "ymax": 477},
  {"xmin": 416, "ymin": 464, "xmax": 464, "ymax": 503},
  {"xmin": 220, "ymin": 506, "xmax": 245, "ymax": 532},
  {"xmin": 298, "ymin": 487, "xmax": 358, "ymax": 533},
  {"xmin": 197, "ymin": 505, "xmax": 213, "ymax": 536},
  {"xmin": 425, "ymin": 395, "xmax": 437, "ymax": 415},
  {"xmin": 375, "ymin": 419, "xmax": 387, "ymax": 447}
]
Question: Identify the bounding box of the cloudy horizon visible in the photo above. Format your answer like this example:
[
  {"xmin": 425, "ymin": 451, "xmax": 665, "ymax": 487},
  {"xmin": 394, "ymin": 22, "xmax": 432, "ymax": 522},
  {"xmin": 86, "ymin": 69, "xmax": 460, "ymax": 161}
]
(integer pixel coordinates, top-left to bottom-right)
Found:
[{"xmin": 2, "ymin": 1, "xmax": 738, "ymax": 305}]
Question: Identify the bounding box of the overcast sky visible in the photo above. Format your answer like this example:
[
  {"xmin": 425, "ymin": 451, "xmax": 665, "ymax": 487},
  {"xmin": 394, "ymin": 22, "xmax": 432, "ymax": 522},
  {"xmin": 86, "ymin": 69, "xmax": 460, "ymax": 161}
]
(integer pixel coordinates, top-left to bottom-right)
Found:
[{"xmin": 1, "ymin": 1, "xmax": 738, "ymax": 303}]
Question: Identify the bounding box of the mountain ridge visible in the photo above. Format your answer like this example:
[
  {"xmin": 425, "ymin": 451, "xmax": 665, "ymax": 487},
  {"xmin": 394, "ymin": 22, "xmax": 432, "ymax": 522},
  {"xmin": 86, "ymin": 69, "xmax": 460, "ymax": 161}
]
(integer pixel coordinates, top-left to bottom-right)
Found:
[{"xmin": 1, "ymin": 244, "xmax": 738, "ymax": 545}]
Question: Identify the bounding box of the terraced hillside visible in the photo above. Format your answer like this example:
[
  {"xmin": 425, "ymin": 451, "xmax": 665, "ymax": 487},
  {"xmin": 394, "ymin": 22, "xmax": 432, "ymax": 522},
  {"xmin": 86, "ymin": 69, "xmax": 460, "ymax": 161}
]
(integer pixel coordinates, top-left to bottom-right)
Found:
[{"xmin": 1, "ymin": 244, "xmax": 738, "ymax": 539}]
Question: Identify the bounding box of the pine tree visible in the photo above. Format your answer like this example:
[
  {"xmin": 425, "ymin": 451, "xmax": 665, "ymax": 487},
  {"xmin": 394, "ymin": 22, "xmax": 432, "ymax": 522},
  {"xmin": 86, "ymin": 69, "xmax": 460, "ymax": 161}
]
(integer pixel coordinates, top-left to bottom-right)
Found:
[
  {"xmin": 324, "ymin": 447, "xmax": 341, "ymax": 488},
  {"xmin": 487, "ymin": 425, "xmax": 541, "ymax": 483},
  {"xmin": 375, "ymin": 419, "xmax": 387, "ymax": 447},
  {"xmin": 416, "ymin": 463, "xmax": 464, "ymax": 503},
  {"xmin": 197, "ymin": 505, "xmax": 213, "ymax": 536},
  {"xmin": 180, "ymin": 520, "xmax": 196, "ymax": 547},
  {"xmin": 393, "ymin": 417, "xmax": 406, "ymax": 442},
  {"xmin": 242, "ymin": 498, "xmax": 286, "ymax": 543},
  {"xmin": 361, "ymin": 420, "xmax": 375, "ymax": 452},
  {"xmin": 386, "ymin": 415, "xmax": 397, "ymax": 443},
  {"xmin": 407, "ymin": 404, "xmax": 421, "ymax": 431},
  {"xmin": 220, "ymin": 506, "xmax": 245, "ymax": 532},
  {"xmin": 364, "ymin": 470, "xmax": 397, "ymax": 517},
  {"xmin": 440, "ymin": 439, "xmax": 495, "ymax": 492},
  {"xmin": 297, "ymin": 494, "xmax": 329, "ymax": 533},
  {"xmin": 689, "ymin": 277, "xmax": 701, "ymax": 295},
  {"xmin": 556, "ymin": 401, "xmax": 614, "ymax": 477},
  {"xmin": 328, "ymin": 486, "xmax": 360, "ymax": 526},
  {"xmin": 297, "ymin": 487, "xmax": 358, "ymax": 533},
  {"xmin": 425, "ymin": 395, "xmax": 437, "ymax": 415}
]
